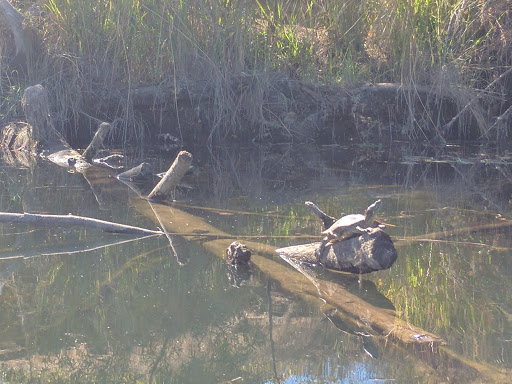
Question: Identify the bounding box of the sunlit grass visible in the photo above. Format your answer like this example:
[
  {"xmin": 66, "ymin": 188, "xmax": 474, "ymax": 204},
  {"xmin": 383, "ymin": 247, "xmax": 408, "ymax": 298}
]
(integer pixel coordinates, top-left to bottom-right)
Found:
[{"xmin": 1, "ymin": 0, "xmax": 508, "ymax": 140}]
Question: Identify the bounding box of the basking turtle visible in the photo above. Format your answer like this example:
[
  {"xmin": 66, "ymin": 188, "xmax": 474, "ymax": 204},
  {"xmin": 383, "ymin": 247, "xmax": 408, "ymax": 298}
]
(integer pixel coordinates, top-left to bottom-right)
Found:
[
  {"xmin": 316, "ymin": 199, "xmax": 382, "ymax": 259},
  {"xmin": 305, "ymin": 201, "xmax": 337, "ymax": 229}
]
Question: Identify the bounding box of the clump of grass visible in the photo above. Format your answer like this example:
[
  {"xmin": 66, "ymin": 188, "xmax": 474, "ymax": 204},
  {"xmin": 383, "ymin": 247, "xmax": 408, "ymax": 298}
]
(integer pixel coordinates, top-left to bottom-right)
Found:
[{"xmin": 3, "ymin": 0, "xmax": 510, "ymax": 143}]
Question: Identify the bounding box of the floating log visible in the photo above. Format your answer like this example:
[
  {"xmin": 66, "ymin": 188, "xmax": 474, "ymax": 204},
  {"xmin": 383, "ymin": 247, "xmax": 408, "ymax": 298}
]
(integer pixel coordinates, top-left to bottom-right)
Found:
[
  {"xmin": 276, "ymin": 228, "xmax": 398, "ymax": 274},
  {"xmin": 147, "ymin": 150, "xmax": 192, "ymax": 201},
  {"xmin": 0, "ymin": 212, "xmax": 163, "ymax": 236}
]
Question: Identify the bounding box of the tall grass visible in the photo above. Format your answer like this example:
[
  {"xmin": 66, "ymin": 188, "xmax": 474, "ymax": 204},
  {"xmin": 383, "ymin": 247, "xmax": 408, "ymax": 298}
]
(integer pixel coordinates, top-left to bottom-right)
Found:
[{"xmin": 2, "ymin": 0, "xmax": 510, "ymax": 142}]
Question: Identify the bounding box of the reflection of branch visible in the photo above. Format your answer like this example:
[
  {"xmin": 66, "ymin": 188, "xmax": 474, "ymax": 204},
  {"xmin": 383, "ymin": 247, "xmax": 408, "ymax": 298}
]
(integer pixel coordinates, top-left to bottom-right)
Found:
[
  {"xmin": 0, "ymin": 234, "xmax": 160, "ymax": 260},
  {"xmin": 267, "ymin": 281, "xmax": 280, "ymax": 384},
  {"xmin": 149, "ymin": 335, "xmax": 172, "ymax": 384},
  {"xmin": 148, "ymin": 202, "xmax": 189, "ymax": 265}
]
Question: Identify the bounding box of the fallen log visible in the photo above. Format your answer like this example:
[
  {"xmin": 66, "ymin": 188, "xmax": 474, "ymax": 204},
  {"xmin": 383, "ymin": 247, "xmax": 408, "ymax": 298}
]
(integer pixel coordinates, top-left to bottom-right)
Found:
[
  {"xmin": 276, "ymin": 228, "xmax": 398, "ymax": 274},
  {"xmin": 0, "ymin": 212, "xmax": 163, "ymax": 236},
  {"xmin": 147, "ymin": 150, "xmax": 193, "ymax": 201}
]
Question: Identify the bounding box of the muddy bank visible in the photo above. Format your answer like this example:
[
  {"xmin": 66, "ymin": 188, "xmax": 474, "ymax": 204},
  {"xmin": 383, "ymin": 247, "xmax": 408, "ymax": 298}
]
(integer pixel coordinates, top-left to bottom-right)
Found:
[{"xmin": 108, "ymin": 77, "xmax": 465, "ymax": 146}]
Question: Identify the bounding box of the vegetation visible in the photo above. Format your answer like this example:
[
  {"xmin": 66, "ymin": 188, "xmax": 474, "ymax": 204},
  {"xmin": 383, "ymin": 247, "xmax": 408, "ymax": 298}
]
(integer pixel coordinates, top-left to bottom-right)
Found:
[{"xmin": 1, "ymin": 0, "xmax": 511, "ymax": 143}]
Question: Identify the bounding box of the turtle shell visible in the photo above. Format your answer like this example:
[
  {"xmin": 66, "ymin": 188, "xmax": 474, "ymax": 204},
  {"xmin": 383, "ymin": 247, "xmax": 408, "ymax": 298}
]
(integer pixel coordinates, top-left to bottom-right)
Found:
[{"xmin": 322, "ymin": 213, "xmax": 366, "ymax": 238}]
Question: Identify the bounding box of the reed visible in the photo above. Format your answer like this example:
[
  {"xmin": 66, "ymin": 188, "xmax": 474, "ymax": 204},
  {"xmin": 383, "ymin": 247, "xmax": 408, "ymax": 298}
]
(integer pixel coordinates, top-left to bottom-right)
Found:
[{"xmin": 1, "ymin": 0, "xmax": 509, "ymax": 142}]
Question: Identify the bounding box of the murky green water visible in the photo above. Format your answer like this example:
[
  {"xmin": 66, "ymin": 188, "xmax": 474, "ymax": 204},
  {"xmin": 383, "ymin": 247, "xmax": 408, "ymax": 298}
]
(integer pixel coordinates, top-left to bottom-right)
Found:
[{"xmin": 0, "ymin": 143, "xmax": 511, "ymax": 383}]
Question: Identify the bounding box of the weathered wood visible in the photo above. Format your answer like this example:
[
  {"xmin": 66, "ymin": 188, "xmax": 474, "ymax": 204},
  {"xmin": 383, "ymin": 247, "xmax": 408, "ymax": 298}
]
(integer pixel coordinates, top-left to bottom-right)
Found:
[
  {"xmin": 1, "ymin": 85, "xmax": 115, "ymax": 170},
  {"xmin": 0, "ymin": 0, "xmax": 27, "ymax": 57},
  {"xmin": 276, "ymin": 228, "xmax": 398, "ymax": 274},
  {"xmin": 0, "ymin": 212, "xmax": 163, "ymax": 236},
  {"xmin": 82, "ymin": 122, "xmax": 111, "ymax": 161},
  {"xmin": 117, "ymin": 162, "xmax": 153, "ymax": 181},
  {"xmin": 147, "ymin": 150, "xmax": 192, "ymax": 201},
  {"xmin": 21, "ymin": 85, "xmax": 58, "ymax": 144}
]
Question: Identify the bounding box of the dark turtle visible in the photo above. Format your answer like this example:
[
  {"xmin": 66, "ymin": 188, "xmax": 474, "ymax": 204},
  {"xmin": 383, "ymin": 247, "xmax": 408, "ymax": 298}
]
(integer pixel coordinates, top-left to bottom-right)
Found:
[{"xmin": 316, "ymin": 199, "xmax": 382, "ymax": 259}]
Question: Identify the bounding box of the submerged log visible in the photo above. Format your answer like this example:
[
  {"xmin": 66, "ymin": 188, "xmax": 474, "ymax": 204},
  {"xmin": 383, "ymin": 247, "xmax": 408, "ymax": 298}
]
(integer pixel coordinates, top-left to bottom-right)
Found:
[{"xmin": 276, "ymin": 228, "xmax": 398, "ymax": 274}]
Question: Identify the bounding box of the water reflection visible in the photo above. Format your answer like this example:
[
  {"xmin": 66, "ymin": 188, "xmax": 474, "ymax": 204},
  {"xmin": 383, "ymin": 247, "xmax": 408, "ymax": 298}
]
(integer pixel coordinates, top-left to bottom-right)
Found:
[{"xmin": 0, "ymin": 142, "xmax": 511, "ymax": 383}]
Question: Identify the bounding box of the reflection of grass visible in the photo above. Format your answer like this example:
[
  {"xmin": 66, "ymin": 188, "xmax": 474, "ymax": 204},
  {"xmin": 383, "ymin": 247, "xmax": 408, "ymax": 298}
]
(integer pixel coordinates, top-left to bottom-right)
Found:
[{"xmin": 378, "ymin": 229, "xmax": 512, "ymax": 366}]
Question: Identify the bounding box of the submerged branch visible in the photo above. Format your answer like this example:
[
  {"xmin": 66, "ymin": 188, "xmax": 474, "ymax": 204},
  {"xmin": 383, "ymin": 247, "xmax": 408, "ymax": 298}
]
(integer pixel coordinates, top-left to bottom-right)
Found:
[{"xmin": 397, "ymin": 219, "xmax": 512, "ymax": 246}]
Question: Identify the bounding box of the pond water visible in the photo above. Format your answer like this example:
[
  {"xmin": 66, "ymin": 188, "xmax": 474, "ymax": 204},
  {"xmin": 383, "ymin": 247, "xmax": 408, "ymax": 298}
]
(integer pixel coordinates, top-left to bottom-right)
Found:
[{"xmin": 0, "ymin": 142, "xmax": 511, "ymax": 383}]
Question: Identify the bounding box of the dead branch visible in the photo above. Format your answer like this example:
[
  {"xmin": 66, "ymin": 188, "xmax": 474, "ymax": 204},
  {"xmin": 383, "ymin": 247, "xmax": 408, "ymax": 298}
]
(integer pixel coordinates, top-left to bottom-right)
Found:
[
  {"xmin": 0, "ymin": 212, "xmax": 163, "ymax": 236},
  {"xmin": 443, "ymin": 66, "xmax": 512, "ymax": 133}
]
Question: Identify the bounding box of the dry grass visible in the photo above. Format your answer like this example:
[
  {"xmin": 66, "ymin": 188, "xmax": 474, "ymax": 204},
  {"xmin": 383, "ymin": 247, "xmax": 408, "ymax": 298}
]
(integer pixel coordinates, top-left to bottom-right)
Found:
[{"xmin": 1, "ymin": 0, "xmax": 511, "ymax": 143}]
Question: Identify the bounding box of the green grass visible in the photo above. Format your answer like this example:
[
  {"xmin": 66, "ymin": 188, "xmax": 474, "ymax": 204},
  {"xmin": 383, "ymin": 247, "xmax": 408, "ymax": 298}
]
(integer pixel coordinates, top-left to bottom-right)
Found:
[{"xmin": 1, "ymin": 0, "xmax": 510, "ymax": 142}]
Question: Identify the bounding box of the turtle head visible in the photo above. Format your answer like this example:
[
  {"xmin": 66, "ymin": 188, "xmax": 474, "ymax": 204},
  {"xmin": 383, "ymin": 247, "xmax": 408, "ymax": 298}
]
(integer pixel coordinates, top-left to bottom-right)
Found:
[{"xmin": 365, "ymin": 199, "xmax": 382, "ymax": 220}]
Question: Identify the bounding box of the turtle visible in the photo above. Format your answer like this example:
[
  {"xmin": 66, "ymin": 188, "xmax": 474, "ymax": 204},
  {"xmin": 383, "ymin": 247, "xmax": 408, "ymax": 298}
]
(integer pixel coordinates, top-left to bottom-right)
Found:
[
  {"xmin": 315, "ymin": 199, "xmax": 382, "ymax": 259},
  {"xmin": 305, "ymin": 201, "xmax": 337, "ymax": 229}
]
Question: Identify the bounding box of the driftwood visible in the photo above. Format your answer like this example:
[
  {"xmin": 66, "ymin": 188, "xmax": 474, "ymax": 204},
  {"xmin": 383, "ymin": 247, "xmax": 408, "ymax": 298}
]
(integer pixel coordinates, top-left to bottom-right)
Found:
[
  {"xmin": 0, "ymin": 212, "xmax": 163, "ymax": 236},
  {"xmin": 0, "ymin": 0, "xmax": 28, "ymax": 58},
  {"xmin": 2, "ymin": 85, "xmax": 89, "ymax": 168},
  {"xmin": 2, "ymin": 85, "xmax": 112, "ymax": 170},
  {"xmin": 81, "ymin": 122, "xmax": 112, "ymax": 161},
  {"xmin": 147, "ymin": 150, "xmax": 193, "ymax": 201},
  {"xmin": 117, "ymin": 162, "xmax": 153, "ymax": 181},
  {"xmin": 276, "ymin": 228, "xmax": 398, "ymax": 274}
]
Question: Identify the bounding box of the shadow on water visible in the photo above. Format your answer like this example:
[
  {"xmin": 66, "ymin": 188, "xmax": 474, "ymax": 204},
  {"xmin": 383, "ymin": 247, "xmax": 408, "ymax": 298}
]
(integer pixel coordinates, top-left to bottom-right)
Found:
[{"xmin": 0, "ymin": 141, "xmax": 511, "ymax": 383}]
